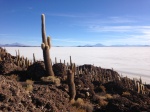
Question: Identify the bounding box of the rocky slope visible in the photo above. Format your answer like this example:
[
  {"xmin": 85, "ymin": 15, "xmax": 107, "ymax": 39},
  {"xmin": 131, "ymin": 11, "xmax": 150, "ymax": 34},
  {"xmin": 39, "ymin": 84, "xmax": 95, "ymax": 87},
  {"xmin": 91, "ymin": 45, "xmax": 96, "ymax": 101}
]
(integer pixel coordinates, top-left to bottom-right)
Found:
[{"xmin": 0, "ymin": 47, "xmax": 150, "ymax": 112}]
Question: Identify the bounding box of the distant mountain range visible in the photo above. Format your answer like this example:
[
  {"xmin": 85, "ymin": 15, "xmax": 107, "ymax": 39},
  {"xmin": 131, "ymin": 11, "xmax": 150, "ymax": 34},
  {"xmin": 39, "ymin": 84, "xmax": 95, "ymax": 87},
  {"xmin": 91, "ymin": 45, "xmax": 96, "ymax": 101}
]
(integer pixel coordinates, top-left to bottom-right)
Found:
[
  {"xmin": 0, "ymin": 43, "xmax": 27, "ymax": 47},
  {"xmin": 77, "ymin": 43, "xmax": 105, "ymax": 47},
  {"xmin": 0, "ymin": 42, "xmax": 150, "ymax": 47},
  {"xmin": 0, "ymin": 43, "xmax": 38, "ymax": 47},
  {"xmin": 77, "ymin": 43, "xmax": 150, "ymax": 47}
]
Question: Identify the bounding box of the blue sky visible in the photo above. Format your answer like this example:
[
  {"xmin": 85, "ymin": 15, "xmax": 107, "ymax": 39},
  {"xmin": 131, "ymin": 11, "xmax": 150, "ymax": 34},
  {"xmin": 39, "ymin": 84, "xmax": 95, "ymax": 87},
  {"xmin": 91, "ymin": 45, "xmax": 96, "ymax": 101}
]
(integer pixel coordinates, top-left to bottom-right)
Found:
[{"xmin": 0, "ymin": 0, "xmax": 150, "ymax": 46}]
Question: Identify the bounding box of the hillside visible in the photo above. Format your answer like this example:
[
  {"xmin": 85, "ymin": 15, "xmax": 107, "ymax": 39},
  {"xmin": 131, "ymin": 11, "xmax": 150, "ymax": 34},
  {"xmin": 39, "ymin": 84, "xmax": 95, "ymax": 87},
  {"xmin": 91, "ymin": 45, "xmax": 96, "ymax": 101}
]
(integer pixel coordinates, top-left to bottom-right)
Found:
[{"xmin": 0, "ymin": 47, "xmax": 150, "ymax": 112}]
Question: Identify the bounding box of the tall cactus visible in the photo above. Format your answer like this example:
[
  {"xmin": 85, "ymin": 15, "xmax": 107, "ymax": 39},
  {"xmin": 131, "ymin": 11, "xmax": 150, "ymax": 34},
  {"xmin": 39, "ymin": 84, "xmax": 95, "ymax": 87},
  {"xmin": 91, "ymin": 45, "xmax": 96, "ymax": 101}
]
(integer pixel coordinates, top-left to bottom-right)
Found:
[
  {"xmin": 41, "ymin": 14, "xmax": 54, "ymax": 76},
  {"xmin": 67, "ymin": 64, "xmax": 76, "ymax": 101}
]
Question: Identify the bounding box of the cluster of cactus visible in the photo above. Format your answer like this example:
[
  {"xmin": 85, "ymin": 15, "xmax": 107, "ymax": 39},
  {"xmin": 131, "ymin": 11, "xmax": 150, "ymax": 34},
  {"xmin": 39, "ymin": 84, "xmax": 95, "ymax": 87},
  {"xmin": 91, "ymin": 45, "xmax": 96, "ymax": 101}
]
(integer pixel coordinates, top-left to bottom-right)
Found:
[
  {"xmin": 41, "ymin": 14, "xmax": 54, "ymax": 76},
  {"xmin": 54, "ymin": 56, "xmax": 123, "ymax": 86},
  {"xmin": 133, "ymin": 79, "xmax": 146, "ymax": 94},
  {"xmin": 120, "ymin": 76, "xmax": 149, "ymax": 95},
  {"xmin": 0, "ymin": 47, "xmax": 34, "ymax": 69},
  {"xmin": 55, "ymin": 56, "xmax": 149, "ymax": 95},
  {"xmin": 12, "ymin": 50, "xmax": 32, "ymax": 68}
]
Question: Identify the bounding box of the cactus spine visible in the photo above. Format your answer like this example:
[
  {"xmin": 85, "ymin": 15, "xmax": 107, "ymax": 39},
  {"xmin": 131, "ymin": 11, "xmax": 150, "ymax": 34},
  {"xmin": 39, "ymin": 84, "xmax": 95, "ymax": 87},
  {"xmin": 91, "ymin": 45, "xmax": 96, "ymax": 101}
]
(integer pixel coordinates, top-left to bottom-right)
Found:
[{"xmin": 41, "ymin": 14, "xmax": 54, "ymax": 76}]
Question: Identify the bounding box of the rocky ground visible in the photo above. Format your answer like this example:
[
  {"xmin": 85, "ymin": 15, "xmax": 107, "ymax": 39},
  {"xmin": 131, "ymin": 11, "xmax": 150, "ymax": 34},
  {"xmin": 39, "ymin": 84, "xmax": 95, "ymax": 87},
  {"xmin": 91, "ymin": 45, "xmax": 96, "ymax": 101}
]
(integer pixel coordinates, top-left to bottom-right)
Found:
[{"xmin": 0, "ymin": 47, "xmax": 150, "ymax": 112}]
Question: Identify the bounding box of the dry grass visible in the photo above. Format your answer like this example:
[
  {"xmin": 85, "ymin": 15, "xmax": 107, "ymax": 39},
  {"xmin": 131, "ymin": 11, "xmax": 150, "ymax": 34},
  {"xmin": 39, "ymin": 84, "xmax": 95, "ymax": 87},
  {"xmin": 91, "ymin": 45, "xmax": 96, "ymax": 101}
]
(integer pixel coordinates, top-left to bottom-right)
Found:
[
  {"xmin": 25, "ymin": 79, "xmax": 34, "ymax": 92},
  {"xmin": 70, "ymin": 99, "xmax": 75, "ymax": 104},
  {"xmin": 99, "ymin": 99, "xmax": 108, "ymax": 107},
  {"xmin": 62, "ymin": 75, "xmax": 67, "ymax": 81},
  {"xmin": 82, "ymin": 103, "xmax": 93, "ymax": 112},
  {"xmin": 41, "ymin": 76, "xmax": 55, "ymax": 82},
  {"xmin": 94, "ymin": 94, "xmax": 109, "ymax": 107},
  {"xmin": 99, "ymin": 85, "xmax": 106, "ymax": 92},
  {"xmin": 26, "ymin": 84, "xmax": 33, "ymax": 92},
  {"xmin": 105, "ymin": 94, "xmax": 113, "ymax": 99},
  {"xmin": 9, "ymin": 74, "xmax": 20, "ymax": 81},
  {"xmin": 122, "ymin": 91, "xmax": 131, "ymax": 96},
  {"xmin": 98, "ymin": 95, "xmax": 107, "ymax": 100},
  {"xmin": 54, "ymin": 78, "xmax": 61, "ymax": 86},
  {"xmin": 26, "ymin": 79, "xmax": 34, "ymax": 85},
  {"xmin": 41, "ymin": 76, "xmax": 61, "ymax": 86},
  {"xmin": 112, "ymin": 94, "xmax": 120, "ymax": 98},
  {"xmin": 72, "ymin": 107, "xmax": 86, "ymax": 112},
  {"xmin": 72, "ymin": 98, "xmax": 93, "ymax": 112},
  {"xmin": 73, "ymin": 98, "xmax": 84, "ymax": 107}
]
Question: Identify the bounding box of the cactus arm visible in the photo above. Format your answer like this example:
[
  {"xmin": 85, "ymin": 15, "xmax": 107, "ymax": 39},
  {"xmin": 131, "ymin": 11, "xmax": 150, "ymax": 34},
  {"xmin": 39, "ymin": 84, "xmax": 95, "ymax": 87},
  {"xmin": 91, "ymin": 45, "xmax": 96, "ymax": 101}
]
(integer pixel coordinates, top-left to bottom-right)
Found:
[{"xmin": 41, "ymin": 14, "xmax": 47, "ymax": 45}]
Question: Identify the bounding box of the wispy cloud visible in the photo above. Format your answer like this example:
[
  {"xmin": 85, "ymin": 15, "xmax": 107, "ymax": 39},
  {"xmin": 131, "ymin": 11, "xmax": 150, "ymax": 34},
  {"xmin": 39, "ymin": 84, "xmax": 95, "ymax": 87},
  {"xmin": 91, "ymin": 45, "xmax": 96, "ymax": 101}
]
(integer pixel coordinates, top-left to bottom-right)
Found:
[
  {"xmin": 81, "ymin": 15, "xmax": 150, "ymax": 45},
  {"xmin": 52, "ymin": 38, "xmax": 97, "ymax": 44},
  {"xmin": 103, "ymin": 29, "xmax": 150, "ymax": 45},
  {"xmin": 88, "ymin": 25, "xmax": 150, "ymax": 33},
  {"xmin": 105, "ymin": 36, "xmax": 150, "ymax": 45},
  {"xmin": 46, "ymin": 13, "xmax": 101, "ymax": 18},
  {"xmin": 83, "ymin": 16, "xmax": 138, "ymax": 26},
  {"xmin": 46, "ymin": 13, "xmax": 82, "ymax": 18},
  {"xmin": 108, "ymin": 16, "xmax": 137, "ymax": 23}
]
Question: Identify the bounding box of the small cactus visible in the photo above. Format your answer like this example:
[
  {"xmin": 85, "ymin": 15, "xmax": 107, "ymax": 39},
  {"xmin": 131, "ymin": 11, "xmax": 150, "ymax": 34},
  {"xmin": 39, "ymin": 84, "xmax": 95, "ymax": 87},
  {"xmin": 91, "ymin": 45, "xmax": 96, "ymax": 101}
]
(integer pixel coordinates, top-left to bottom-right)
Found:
[
  {"xmin": 33, "ymin": 53, "xmax": 36, "ymax": 63},
  {"xmin": 70, "ymin": 56, "xmax": 72, "ymax": 66},
  {"xmin": 67, "ymin": 64, "xmax": 76, "ymax": 101},
  {"xmin": 55, "ymin": 57, "xmax": 57, "ymax": 64},
  {"xmin": 137, "ymin": 82, "xmax": 140, "ymax": 93}
]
